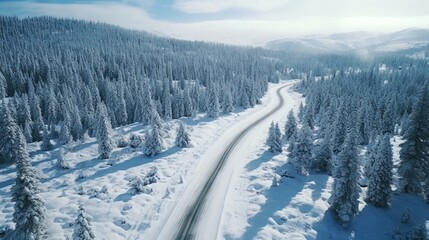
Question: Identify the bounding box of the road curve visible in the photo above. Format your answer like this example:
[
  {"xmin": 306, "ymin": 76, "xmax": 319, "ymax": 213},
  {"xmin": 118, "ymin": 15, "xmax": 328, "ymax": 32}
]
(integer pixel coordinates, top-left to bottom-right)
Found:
[{"xmin": 175, "ymin": 83, "xmax": 292, "ymax": 240}]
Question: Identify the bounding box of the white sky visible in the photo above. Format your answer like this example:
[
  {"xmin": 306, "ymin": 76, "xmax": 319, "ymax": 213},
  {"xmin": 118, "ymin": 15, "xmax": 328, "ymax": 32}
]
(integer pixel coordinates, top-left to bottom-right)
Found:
[{"xmin": 1, "ymin": 0, "xmax": 429, "ymax": 45}]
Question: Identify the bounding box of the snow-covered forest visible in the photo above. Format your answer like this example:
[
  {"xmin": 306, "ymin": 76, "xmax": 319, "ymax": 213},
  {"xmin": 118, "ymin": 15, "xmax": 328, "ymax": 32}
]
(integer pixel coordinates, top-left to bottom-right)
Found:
[{"xmin": 0, "ymin": 16, "xmax": 428, "ymax": 239}]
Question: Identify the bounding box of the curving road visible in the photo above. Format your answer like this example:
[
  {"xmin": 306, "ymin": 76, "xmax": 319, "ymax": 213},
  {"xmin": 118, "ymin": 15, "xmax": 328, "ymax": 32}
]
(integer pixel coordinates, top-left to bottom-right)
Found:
[{"xmin": 175, "ymin": 83, "xmax": 292, "ymax": 240}]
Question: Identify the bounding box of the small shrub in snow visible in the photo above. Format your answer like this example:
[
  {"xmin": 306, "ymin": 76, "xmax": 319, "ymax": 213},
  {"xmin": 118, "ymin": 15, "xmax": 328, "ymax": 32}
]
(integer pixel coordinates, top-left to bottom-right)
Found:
[
  {"xmin": 129, "ymin": 134, "xmax": 143, "ymax": 148},
  {"xmin": 272, "ymin": 174, "xmax": 280, "ymax": 187},
  {"xmin": 57, "ymin": 149, "xmax": 71, "ymax": 169},
  {"xmin": 402, "ymin": 208, "xmax": 411, "ymax": 224},
  {"xmin": 130, "ymin": 167, "xmax": 160, "ymax": 195},
  {"xmin": 96, "ymin": 186, "xmax": 109, "ymax": 200},
  {"xmin": 77, "ymin": 171, "xmax": 90, "ymax": 180},
  {"xmin": 116, "ymin": 136, "xmax": 128, "ymax": 148},
  {"xmin": 76, "ymin": 185, "xmax": 85, "ymax": 195}
]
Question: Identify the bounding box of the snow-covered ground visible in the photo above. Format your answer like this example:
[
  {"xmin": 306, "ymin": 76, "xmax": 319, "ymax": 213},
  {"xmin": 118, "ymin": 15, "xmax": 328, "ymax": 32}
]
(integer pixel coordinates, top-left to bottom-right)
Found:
[
  {"xmin": 221, "ymin": 130, "xmax": 429, "ymax": 239},
  {"xmin": 0, "ymin": 80, "xmax": 297, "ymax": 240}
]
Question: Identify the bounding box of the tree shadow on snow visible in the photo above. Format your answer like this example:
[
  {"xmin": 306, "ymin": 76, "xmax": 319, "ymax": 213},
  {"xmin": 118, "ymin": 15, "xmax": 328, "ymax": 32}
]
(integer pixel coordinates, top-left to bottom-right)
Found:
[
  {"xmin": 240, "ymin": 171, "xmax": 306, "ymax": 239},
  {"xmin": 245, "ymin": 151, "xmax": 278, "ymax": 172},
  {"xmin": 79, "ymin": 146, "xmax": 181, "ymax": 183}
]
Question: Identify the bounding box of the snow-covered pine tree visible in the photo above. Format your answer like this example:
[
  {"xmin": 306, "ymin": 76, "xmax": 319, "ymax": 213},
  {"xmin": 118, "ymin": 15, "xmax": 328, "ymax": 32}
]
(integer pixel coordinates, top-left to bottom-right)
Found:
[
  {"xmin": 96, "ymin": 103, "xmax": 114, "ymax": 159},
  {"xmin": 206, "ymin": 80, "xmax": 220, "ymax": 118},
  {"xmin": 284, "ymin": 110, "xmax": 297, "ymax": 141},
  {"xmin": 41, "ymin": 127, "xmax": 53, "ymax": 151},
  {"xmin": 366, "ymin": 134, "xmax": 393, "ymax": 208},
  {"xmin": 364, "ymin": 136, "xmax": 380, "ymax": 178},
  {"xmin": 175, "ymin": 122, "xmax": 191, "ymax": 147},
  {"xmin": 332, "ymin": 101, "xmax": 347, "ymax": 153},
  {"xmin": 0, "ymin": 71, "xmax": 6, "ymax": 99},
  {"xmin": 183, "ymin": 87, "xmax": 193, "ymax": 117},
  {"xmin": 12, "ymin": 128, "xmax": 47, "ymax": 239},
  {"xmin": 329, "ymin": 131, "xmax": 360, "ymax": 226},
  {"xmin": 0, "ymin": 102, "xmax": 21, "ymax": 164},
  {"xmin": 399, "ymin": 81, "xmax": 429, "ymax": 194},
  {"xmin": 293, "ymin": 124, "xmax": 313, "ymax": 172},
  {"xmin": 313, "ymin": 139, "xmax": 332, "ymax": 173},
  {"xmin": 144, "ymin": 124, "xmax": 163, "ymax": 157},
  {"xmin": 59, "ymin": 121, "xmax": 72, "ymax": 145},
  {"xmin": 72, "ymin": 203, "xmax": 95, "ymax": 240},
  {"xmin": 267, "ymin": 122, "xmax": 282, "ymax": 153},
  {"xmin": 223, "ymin": 90, "xmax": 234, "ymax": 114}
]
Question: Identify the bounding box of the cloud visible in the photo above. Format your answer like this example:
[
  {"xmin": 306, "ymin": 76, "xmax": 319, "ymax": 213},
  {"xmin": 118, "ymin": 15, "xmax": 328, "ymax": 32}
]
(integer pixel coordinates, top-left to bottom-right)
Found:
[{"xmin": 173, "ymin": 0, "xmax": 289, "ymax": 14}]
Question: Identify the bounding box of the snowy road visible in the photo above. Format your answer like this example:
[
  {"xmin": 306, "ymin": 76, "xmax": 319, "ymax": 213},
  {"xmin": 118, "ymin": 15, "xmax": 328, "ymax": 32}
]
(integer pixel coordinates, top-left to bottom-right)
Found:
[{"xmin": 156, "ymin": 81, "xmax": 297, "ymax": 240}]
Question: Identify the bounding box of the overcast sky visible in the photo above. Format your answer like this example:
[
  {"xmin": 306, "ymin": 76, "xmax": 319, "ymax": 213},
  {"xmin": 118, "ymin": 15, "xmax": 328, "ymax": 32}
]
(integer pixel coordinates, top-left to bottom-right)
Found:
[{"xmin": 1, "ymin": 0, "xmax": 429, "ymax": 45}]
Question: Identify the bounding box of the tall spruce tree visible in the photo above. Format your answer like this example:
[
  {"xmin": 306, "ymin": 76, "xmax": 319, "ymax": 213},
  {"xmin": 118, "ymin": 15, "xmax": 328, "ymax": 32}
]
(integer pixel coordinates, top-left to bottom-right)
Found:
[
  {"xmin": 366, "ymin": 134, "xmax": 393, "ymax": 208},
  {"xmin": 144, "ymin": 124, "xmax": 163, "ymax": 157},
  {"xmin": 267, "ymin": 122, "xmax": 282, "ymax": 153},
  {"xmin": 293, "ymin": 125, "xmax": 313, "ymax": 172},
  {"xmin": 206, "ymin": 80, "xmax": 220, "ymax": 118},
  {"xmin": 175, "ymin": 122, "xmax": 191, "ymax": 148},
  {"xmin": 329, "ymin": 131, "xmax": 360, "ymax": 226},
  {"xmin": 97, "ymin": 103, "xmax": 114, "ymax": 159},
  {"xmin": 12, "ymin": 128, "xmax": 47, "ymax": 239},
  {"xmin": 0, "ymin": 102, "xmax": 21, "ymax": 163},
  {"xmin": 72, "ymin": 203, "xmax": 95, "ymax": 240},
  {"xmin": 398, "ymin": 81, "xmax": 429, "ymax": 194},
  {"xmin": 284, "ymin": 110, "xmax": 297, "ymax": 141}
]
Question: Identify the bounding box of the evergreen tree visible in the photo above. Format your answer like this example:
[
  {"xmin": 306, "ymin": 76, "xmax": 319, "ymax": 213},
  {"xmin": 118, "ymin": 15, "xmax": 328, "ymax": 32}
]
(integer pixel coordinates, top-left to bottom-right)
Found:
[
  {"xmin": 12, "ymin": 129, "xmax": 47, "ymax": 239},
  {"xmin": 399, "ymin": 81, "xmax": 429, "ymax": 194},
  {"xmin": 40, "ymin": 127, "xmax": 53, "ymax": 151},
  {"xmin": 313, "ymin": 140, "xmax": 332, "ymax": 173},
  {"xmin": 72, "ymin": 203, "xmax": 95, "ymax": 240},
  {"xmin": 175, "ymin": 122, "xmax": 191, "ymax": 148},
  {"xmin": 183, "ymin": 88, "xmax": 193, "ymax": 117},
  {"xmin": 267, "ymin": 122, "xmax": 282, "ymax": 153},
  {"xmin": 332, "ymin": 102, "xmax": 347, "ymax": 153},
  {"xmin": 59, "ymin": 121, "xmax": 72, "ymax": 145},
  {"xmin": 329, "ymin": 131, "xmax": 360, "ymax": 226},
  {"xmin": 0, "ymin": 102, "xmax": 21, "ymax": 163},
  {"xmin": 366, "ymin": 134, "xmax": 393, "ymax": 208},
  {"xmin": 97, "ymin": 103, "xmax": 114, "ymax": 159},
  {"xmin": 223, "ymin": 90, "xmax": 234, "ymax": 114},
  {"xmin": 144, "ymin": 124, "xmax": 163, "ymax": 157},
  {"xmin": 0, "ymin": 71, "xmax": 6, "ymax": 99},
  {"xmin": 284, "ymin": 110, "xmax": 297, "ymax": 141},
  {"xmin": 293, "ymin": 125, "xmax": 313, "ymax": 171},
  {"xmin": 207, "ymin": 80, "xmax": 220, "ymax": 118}
]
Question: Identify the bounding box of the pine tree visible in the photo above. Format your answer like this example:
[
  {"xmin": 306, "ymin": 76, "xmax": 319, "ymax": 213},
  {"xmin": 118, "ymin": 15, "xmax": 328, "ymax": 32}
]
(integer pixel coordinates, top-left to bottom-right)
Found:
[
  {"xmin": 332, "ymin": 102, "xmax": 347, "ymax": 153},
  {"xmin": 59, "ymin": 121, "xmax": 72, "ymax": 145},
  {"xmin": 72, "ymin": 204, "xmax": 95, "ymax": 240},
  {"xmin": 41, "ymin": 127, "xmax": 53, "ymax": 151},
  {"xmin": 313, "ymin": 140, "xmax": 332, "ymax": 173},
  {"xmin": 0, "ymin": 71, "xmax": 6, "ymax": 99},
  {"xmin": 183, "ymin": 88, "xmax": 193, "ymax": 117},
  {"xmin": 223, "ymin": 90, "xmax": 234, "ymax": 114},
  {"xmin": 399, "ymin": 81, "xmax": 429, "ymax": 194},
  {"xmin": 97, "ymin": 103, "xmax": 114, "ymax": 159},
  {"xmin": 175, "ymin": 122, "xmax": 191, "ymax": 148},
  {"xmin": 329, "ymin": 131, "xmax": 360, "ymax": 226},
  {"xmin": 12, "ymin": 129, "xmax": 47, "ymax": 239},
  {"xmin": 144, "ymin": 124, "xmax": 163, "ymax": 157},
  {"xmin": 284, "ymin": 110, "xmax": 297, "ymax": 141},
  {"xmin": 267, "ymin": 122, "xmax": 282, "ymax": 153},
  {"xmin": 366, "ymin": 134, "xmax": 393, "ymax": 208},
  {"xmin": 293, "ymin": 125, "xmax": 313, "ymax": 171},
  {"xmin": 207, "ymin": 80, "xmax": 220, "ymax": 118},
  {"xmin": 0, "ymin": 102, "xmax": 21, "ymax": 163}
]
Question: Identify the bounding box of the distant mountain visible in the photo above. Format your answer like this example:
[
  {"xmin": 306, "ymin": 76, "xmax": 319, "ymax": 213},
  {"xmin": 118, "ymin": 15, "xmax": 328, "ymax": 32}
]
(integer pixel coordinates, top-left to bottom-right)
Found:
[{"xmin": 266, "ymin": 28, "xmax": 429, "ymax": 56}]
